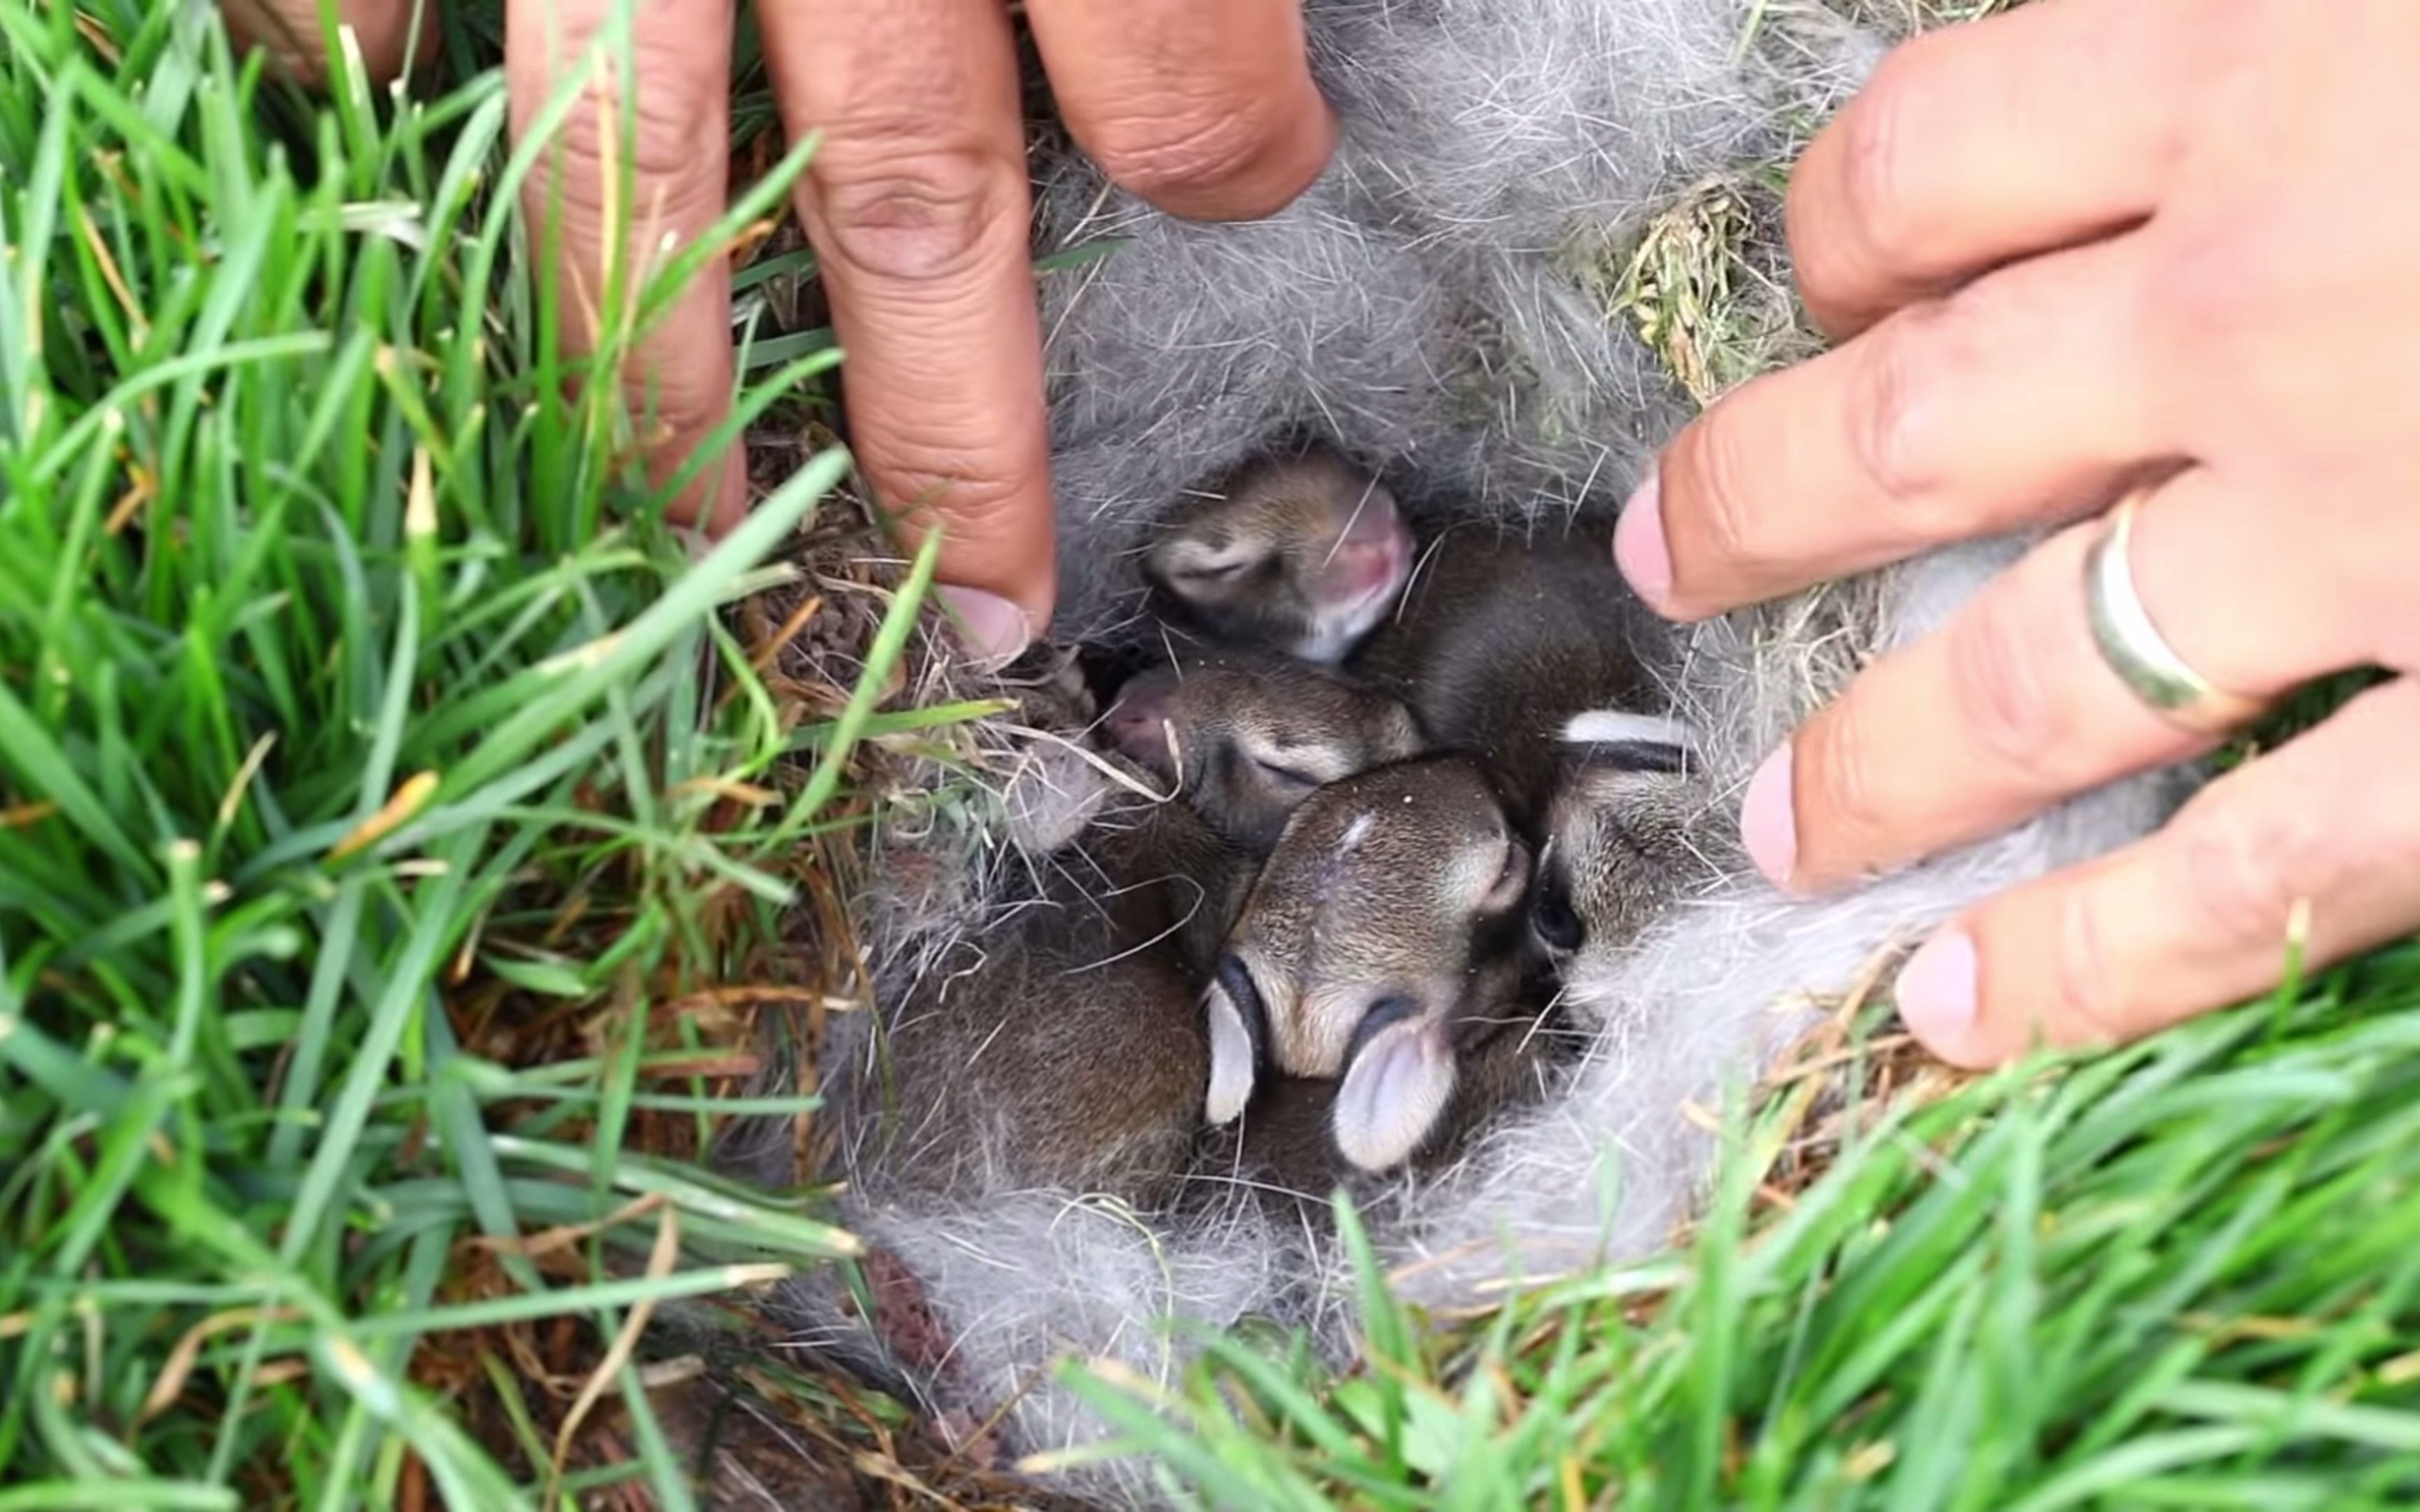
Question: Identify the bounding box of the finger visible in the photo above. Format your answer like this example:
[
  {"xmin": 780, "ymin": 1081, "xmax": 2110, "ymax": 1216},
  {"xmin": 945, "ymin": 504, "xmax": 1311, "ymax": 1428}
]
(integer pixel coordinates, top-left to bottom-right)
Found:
[
  {"xmin": 1743, "ymin": 467, "xmax": 2372, "ymax": 897},
  {"xmin": 221, "ymin": 0, "xmax": 436, "ymax": 84},
  {"xmin": 1023, "ymin": 0, "xmax": 1335, "ymax": 220},
  {"xmin": 1893, "ymin": 675, "xmax": 2420, "ymax": 1069},
  {"xmin": 758, "ymin": 0, "xmax": 1056, "ymax": 653},
  {"xmin": 1787, "ymin": 0, "xmax": 2201, "ymax": 337},
  {"xmin": 1617, "ymin": 230, "xmax": 2167, "ymax": 622},
  {"xmin": 506, "ymin": 0, "xmax": 746, "ymax": 533}
]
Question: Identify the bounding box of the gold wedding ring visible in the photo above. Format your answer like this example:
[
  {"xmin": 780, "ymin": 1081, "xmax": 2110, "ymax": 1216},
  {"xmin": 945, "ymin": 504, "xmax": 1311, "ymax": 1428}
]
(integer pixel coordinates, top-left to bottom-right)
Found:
[{"xmin": 2083, "ymin": 486, "xmax": 2267, "ymax": 736}]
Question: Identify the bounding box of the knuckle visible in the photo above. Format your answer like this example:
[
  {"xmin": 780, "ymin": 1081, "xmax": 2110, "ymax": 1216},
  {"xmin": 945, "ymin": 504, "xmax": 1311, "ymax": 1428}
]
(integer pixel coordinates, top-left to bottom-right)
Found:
[
  {"xmin": 2145, "ymin": 232, "xmax": 2238, "ymax": 346},
  {"xmin": 2171, "ymin": 0, "xmax": 2269, "ymax": 107},
  {"xmin": 1675, "ymin": 414, "xmax": 1770, "ymax": 582},
  {"xmin": 1783, "ymin": 174, "xmax": 1858, "ymax": 326},
  {"xmin": 814, "ymin": 145, "xmax": 1021, "ymax": 286},
  {"xmin": 1845, "ymin": 304, "xmax": 1955, "ymax": 510},
  {"xmin": 2143, "ymin": 221, "xmax": 2285, "ymax": 368},
  {"xmin": 625, "ymin": 85, "xmax": 721, "ymax": 190},
  {"xmin": 2178, "ymin": 795, "xmax": 2330, "ymax": 949},
  {"xmin": 1834, "ymin": 50, "xmax": 1934, "ymax": 272},
  {"xmin": 1804, "ymin": 695, "xmax": 1894, "ymax": 853},
  {"xmin": 1087, "ymin": 104, "xmax": 1287, "ymax": 208},
  {"xmin": 542, "ymin": 44, "xmax": 725, "ymax": 218},
  {"xmin": 1945, "ymin": 583, "xmax": 2071, "ymax": 792},
  {"xmin": 2141, "ymin": 218, "xmax": 2314, "ymax": 441},
  {"xmin": 2047, "ymin": 886, "xmax": 2131, "ymax": 1045}
]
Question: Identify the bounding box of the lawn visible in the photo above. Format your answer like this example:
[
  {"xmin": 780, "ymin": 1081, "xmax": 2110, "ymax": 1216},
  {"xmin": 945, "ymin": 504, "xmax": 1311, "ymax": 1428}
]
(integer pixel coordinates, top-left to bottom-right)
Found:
[{"xmin": 4, "ymin": 1, "xmax": 2418, "ymax": 1509}]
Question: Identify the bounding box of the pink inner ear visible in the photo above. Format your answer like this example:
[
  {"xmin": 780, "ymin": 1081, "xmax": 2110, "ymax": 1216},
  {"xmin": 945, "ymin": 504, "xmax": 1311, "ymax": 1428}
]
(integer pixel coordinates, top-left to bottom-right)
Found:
[
  {"xmin": 1331, "ymin": 1017, "xmax": 1456, "ymax": 1172},
  {"xmin": 1322, "ymin": 539, "xmax": 1396, "ymax": 601},
  {"xmin": 1321, "ymin": 499, "xmax": 1412, "ymax": 601}
]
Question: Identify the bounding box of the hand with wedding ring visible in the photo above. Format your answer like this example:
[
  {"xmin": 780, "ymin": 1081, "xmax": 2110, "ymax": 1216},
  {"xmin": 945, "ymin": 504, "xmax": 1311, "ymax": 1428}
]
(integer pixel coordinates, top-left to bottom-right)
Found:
[
  {"xmin": 221, "ymin": 0, "xmax": 1335, "ymax": 665},
  {"xmin": 1613, "ymin": 0, "xmax": 2420, "ymax": 1068}
]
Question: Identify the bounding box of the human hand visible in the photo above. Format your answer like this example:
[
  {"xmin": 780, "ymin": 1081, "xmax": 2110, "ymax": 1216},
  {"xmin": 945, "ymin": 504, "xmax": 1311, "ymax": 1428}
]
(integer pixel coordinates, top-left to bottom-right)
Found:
[
  {"xmin": 1611, "ymin": 0, "xmax": 2420, "ymax": 1067},
  {"xmin": 221, "ymin": 0, "xmax": 1337, "ymax": 662}
]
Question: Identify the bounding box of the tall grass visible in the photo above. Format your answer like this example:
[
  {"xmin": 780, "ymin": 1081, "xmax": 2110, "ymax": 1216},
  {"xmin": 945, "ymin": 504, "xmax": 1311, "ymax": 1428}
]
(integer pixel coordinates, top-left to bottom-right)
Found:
[
  {"xmin": 0, "ymin": 3, "xmax": 912, "ymax": 1504},
  {"xmin": 1073, "ymin": 946, "xmax": 2420, "ymax": 1508},
  {"xmin": 8, "ymin": 1, "xmax": 2418, "ymax": 1509}
]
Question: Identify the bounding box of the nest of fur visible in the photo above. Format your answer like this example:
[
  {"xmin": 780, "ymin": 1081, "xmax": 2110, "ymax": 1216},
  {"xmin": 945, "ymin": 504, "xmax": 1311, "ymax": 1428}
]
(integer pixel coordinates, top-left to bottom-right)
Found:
[{"xmin": 684, "ymin": 4, "xmax": 2196, "ymax": 1506}]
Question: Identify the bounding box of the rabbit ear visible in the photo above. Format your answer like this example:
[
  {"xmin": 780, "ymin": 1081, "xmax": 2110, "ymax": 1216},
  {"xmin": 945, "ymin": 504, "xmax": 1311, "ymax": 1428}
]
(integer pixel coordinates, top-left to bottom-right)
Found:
[
  {"xmin": 1330, "ymin": 1014, "xmax": 1457, "ymax": 1173},
  {"xmin": 1559, "ymin": 709, "xmax": 1695, "ymax": 774},
  {"xmin": 1202, "ymin": 954, "xmax": 1267, "ymax": 1126},
  {"xmin": 1152, "ymin": 534, "xmax": 1253, "ymax": 580},
  {"xmin": 1204, "ymin": 988, "xmax": 1256, "ymax": 1126}
]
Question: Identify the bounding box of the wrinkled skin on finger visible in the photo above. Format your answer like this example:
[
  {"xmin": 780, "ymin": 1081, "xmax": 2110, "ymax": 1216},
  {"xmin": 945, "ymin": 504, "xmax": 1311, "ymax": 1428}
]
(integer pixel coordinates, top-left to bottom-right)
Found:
[
  {"xmin": 1897, "ymin": 676, "xmax": 2420, "ymax": 1069},
  {"xmin": 507, "ymin": 0, "xmax": 746, "ymax": 534},
  {"xmin": 225, "ymin": 0, "xmax": 1335, "ymax": 651},
  {"xmin": 221, "ymin": 0, "xmax": 434, "ymax": 83},
  {"xmin": 1614, "ymin": 0, "xmax": 2420, "ymax": 1065},
  {"xmin": 760, "ymin": 0, "xmax": 1334, "ymax": 651},
  {"xmin": 1024, "ymin": 0, "xmax": 1336, "ymax": 220},
  {"xmin": 227, "ymin": 0, "xmax": 754, "ymax": 536},
  {"xmin": 1625, "ymin": 0, "xmax": 2420, "ymax": 628},
  {"xmin": 758, "ymin": 0, "xmax": 1055, "ymax": 654}
]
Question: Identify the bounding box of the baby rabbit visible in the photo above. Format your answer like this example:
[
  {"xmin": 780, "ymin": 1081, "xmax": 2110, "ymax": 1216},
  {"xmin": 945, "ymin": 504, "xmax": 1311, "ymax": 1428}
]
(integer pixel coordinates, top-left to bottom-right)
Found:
[
  {"xmin": 1101, "ymin": 651, "xmax": 1425, "ymax": 853},
  {"xmin": 1527, "ymin": 722, "xmax": 1711, "ymax": 968},
  {"xmin": 1199, "ymin": 755, "xmax": 1538, "ymax": 1173},
  {"xmin": 831, "ymin": 794, "xmax": 1254, "ymax": 1208},
  {"xmin": 1144, "ymin": 448, "xmax": 1416, "ymax": 663},
  {"xmin": 1209, "ymin": 1000, "xmax": 1566, "ymax": 1200},
  {"xmin": 1147, "ymin": 458, "xmax": 1688, "ymax": 828},
  {"xmin": 848, "ymin": 644, "xmax": 1422, "ymax": 1203},
  {"xmin": 1357, "ymin": 521, "xmax": 1685, "ymax": 826}
]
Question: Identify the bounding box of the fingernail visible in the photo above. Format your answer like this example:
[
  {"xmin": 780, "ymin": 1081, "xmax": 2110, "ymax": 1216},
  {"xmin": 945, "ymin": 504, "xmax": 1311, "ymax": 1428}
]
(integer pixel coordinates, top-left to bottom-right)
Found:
[
  {"xmin": 937, "ymin": 585, "xmax": 1032, "ymax": 670},
  {"xmin": 1740, "ymin": 742, "xmax": 1797, "ymax": 887},
  {"xmin": 1894, "ymin": 929, "xmax": 1978, "ymax": 1046},
  {"xmin": 1613, "ymin": 469, "xmax": 1672, "ymax": 610}
]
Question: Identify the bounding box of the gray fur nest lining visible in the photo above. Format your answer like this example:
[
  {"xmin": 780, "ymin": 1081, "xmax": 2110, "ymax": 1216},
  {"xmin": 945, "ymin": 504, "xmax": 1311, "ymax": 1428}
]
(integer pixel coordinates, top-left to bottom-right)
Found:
[{"xmin": 751, "ymin": 4, "xmax": 2195, "ymax": 1506}]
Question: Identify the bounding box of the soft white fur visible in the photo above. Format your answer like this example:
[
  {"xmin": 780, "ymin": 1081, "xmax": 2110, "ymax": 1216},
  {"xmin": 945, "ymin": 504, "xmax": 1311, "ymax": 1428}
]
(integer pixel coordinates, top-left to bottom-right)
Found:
[
  {"xmin": 1379, "ymin": 539, "xmax": 2195, "ymax": 1308},
  {"xmin": 1035, "ymin": 0, "xmax": 1868, "ymax": 649},
  {"xmin": 766, "ymin": 3, "xmax": 2195, "ymax": 1505},
  {"xmin": 1562, "ymin": 708, "xmax": 1698, "ymax": 750}
]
